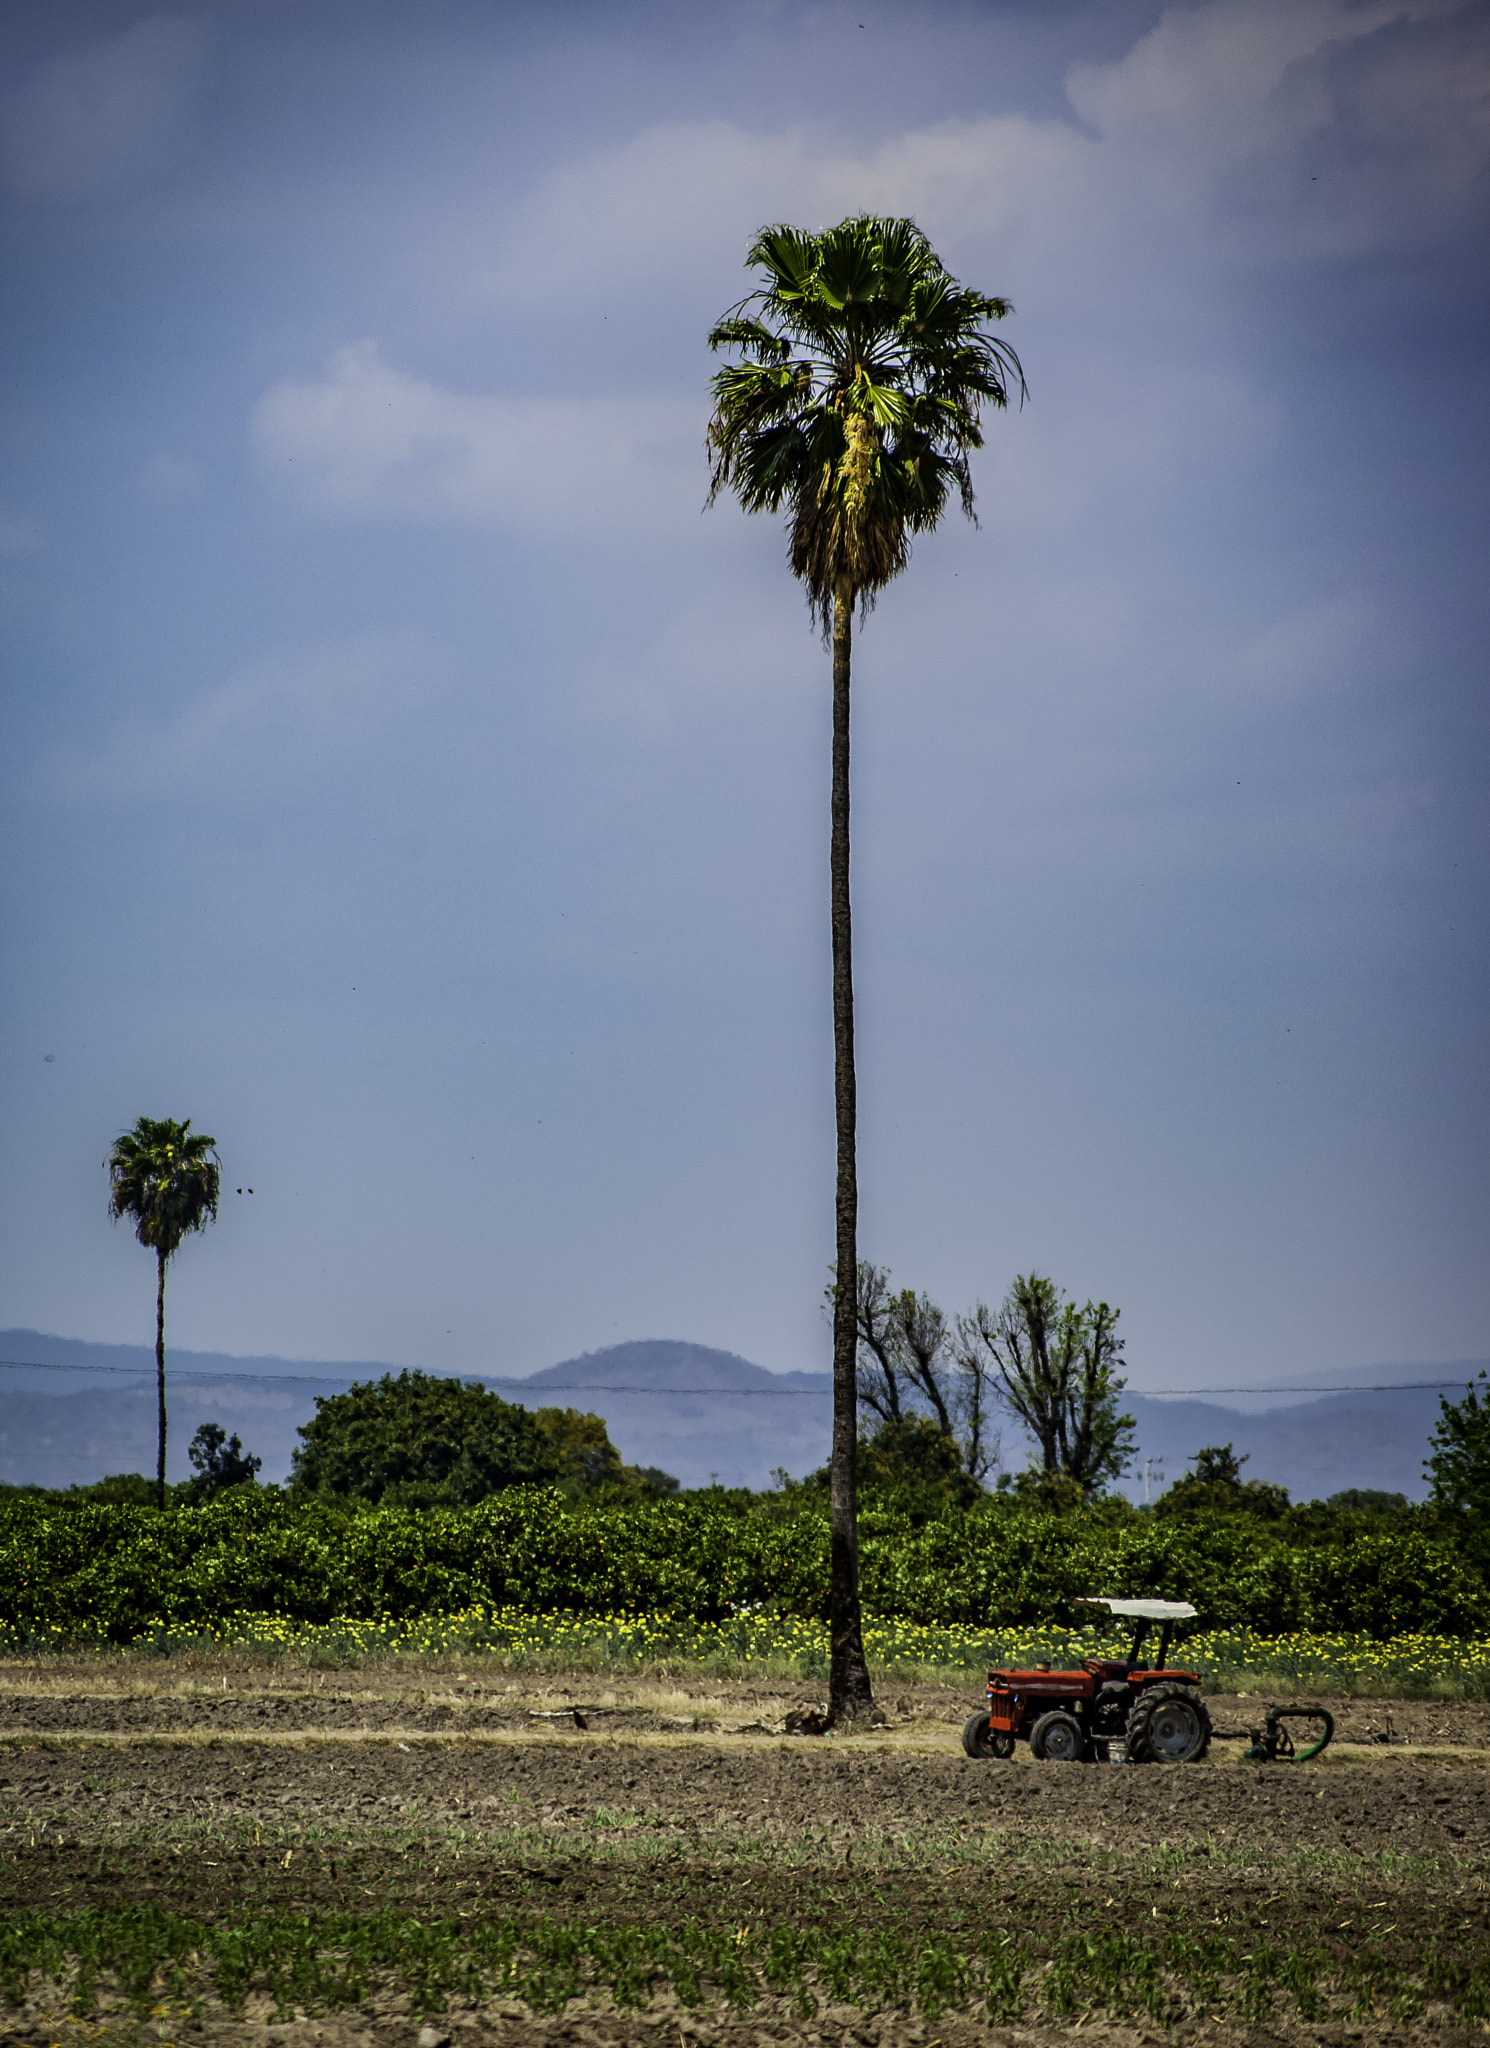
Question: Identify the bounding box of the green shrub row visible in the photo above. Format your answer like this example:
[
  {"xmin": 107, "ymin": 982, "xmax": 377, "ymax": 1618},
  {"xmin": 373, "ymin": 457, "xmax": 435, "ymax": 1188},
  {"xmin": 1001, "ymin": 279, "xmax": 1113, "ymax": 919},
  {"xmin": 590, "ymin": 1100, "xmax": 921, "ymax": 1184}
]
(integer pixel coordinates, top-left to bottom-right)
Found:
[{"xmin": 0, "ymin": 1489, "xmax": 1484, "ymax": 1646}]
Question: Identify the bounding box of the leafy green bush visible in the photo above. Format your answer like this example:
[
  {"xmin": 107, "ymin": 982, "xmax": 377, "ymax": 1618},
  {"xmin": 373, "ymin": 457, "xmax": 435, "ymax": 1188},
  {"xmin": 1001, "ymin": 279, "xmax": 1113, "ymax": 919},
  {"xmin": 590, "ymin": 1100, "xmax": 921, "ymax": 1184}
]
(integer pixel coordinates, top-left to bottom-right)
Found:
[
  {"xmin": 290, "ymin": 1372, "xmax": 566, "ymax": 1503},
  {"xmin": 1425, "ymin": 1371, "xmax": 1490, "ymax": 1520},
  {"xmin": 0, "ymin": 1487, "xmax": 1482, "ymax": 1647},
  {"xmin": 1153, "ymin": 1443, "xmax": 1290, "ymax": 1522}
]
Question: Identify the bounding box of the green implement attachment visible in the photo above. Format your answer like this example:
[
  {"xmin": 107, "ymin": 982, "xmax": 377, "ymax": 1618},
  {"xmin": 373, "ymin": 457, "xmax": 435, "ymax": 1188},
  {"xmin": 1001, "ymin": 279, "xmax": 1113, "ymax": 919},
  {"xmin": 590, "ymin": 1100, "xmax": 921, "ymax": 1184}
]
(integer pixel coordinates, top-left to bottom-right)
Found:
[{"xmin": 1242, "ymin": 1702, "xmax": 1334, "ymax": 1764}]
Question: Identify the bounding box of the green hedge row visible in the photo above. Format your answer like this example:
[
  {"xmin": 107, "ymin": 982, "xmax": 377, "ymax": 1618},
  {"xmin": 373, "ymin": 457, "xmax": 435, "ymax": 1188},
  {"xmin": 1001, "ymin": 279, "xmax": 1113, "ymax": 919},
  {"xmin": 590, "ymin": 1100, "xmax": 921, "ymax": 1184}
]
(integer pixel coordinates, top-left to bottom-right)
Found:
[{"xmin": 0, "ymin": 1489, "xmax": 1483, "ymax": 1645}]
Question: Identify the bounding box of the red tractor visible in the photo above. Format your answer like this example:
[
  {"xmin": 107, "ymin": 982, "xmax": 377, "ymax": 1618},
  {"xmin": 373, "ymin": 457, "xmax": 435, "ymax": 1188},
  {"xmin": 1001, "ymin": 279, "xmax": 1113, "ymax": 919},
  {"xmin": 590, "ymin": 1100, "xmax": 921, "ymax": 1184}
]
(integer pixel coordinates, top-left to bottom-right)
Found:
[{"xmin": 962, "ymin": 1598, "xmax": 1212, "ymax": 1765}]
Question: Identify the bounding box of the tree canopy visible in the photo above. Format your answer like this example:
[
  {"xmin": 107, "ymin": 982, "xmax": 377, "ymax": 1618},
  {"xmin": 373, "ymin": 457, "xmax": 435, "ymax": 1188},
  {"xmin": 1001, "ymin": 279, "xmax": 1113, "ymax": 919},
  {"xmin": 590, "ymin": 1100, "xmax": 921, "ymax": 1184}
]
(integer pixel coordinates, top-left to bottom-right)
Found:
[
  {"xmin": 185, "ymin": 1422, "xmax": 261, "ymax": 1503},
  {"xmin": 105, "ymin": 1117, "xmax": 220, "ymax": 1259},
  {"xmin": 707, "ymin": 215, "xmax": 1024, "ymax": 628},
  {"xmin": 1425, "ymin": 1371, "xmax": 1490, "ymax": 1518},
  {"xmin": 1155, "ymin": 1443, "xmax": 1290, "ymax": 1520},
  {"xmin": 288, "ymin": 1371, "xmax": 647, "ymax": 1507},
  {"xmin": 957, "ymin": 1274, "xmax": 1136, "ymax": 1497}
]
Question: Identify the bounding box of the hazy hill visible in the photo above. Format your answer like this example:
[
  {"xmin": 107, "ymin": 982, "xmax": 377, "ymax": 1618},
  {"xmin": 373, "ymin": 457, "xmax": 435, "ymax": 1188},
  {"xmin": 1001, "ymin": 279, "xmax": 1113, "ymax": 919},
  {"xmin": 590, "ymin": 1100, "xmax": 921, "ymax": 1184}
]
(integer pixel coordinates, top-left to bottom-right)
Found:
[
  {"xmin": 1120, "ymin": 1387, "xmax": 1453, "ymax": 1503},
  {"xmin": 514, "ymin": 1339, "xmax": 831, "ymax": 1488},
  {"xmin": 0, "ymin": 1328, "xmax": 1478, "ymax": 1499},
  {"xmin": 0, "ymin": 1330, "xmax": 828, "ymax": 1491}
]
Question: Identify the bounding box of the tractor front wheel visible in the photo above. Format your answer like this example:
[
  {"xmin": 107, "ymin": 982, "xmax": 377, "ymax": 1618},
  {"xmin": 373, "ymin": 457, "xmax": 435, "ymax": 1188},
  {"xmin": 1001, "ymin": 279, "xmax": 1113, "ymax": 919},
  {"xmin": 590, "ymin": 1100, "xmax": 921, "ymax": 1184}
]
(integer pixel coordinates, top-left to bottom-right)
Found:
[
  {"xmin": 962, "ymin": 1712, "xmax": 1015, "ymax": 1759},
  {"xmin": 1030, "ymin": 1709, "xmax": 1087, "ymax": 1763},
  {"xmin": 1126, "ymin": 1682, "xmax": 1212, "ymax": 1763}
]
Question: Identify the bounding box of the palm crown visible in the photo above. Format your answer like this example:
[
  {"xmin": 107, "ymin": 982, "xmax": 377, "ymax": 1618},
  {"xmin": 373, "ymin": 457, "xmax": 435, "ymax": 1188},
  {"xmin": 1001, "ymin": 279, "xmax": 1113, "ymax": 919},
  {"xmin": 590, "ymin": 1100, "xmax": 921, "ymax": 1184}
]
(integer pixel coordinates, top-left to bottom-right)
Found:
[
  {"xmin": 706, "ymin": 215, "xmax": 1025, "ymax": 626},
  {"xmin": 106, "ymin": 1116, "xmax": 220, "ymax": 1258}
]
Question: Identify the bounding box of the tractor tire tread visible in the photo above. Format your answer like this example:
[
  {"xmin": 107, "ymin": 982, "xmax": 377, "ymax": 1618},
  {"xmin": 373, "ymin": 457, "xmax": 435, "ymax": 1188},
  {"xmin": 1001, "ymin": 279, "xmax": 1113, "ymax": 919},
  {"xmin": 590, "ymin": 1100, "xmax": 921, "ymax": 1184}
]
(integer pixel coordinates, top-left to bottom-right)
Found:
[
  {"xmin": 1029, "ymin": 1708, "xmax": 1087, "ymax": 1763},
  {"xmin": 1127, "ymin": 1680, "xmax": 1212, "ymax": 1764},
  {"xmin": 962, "ymin": 1711, "xmax": 1012, "ymax": 1759}
]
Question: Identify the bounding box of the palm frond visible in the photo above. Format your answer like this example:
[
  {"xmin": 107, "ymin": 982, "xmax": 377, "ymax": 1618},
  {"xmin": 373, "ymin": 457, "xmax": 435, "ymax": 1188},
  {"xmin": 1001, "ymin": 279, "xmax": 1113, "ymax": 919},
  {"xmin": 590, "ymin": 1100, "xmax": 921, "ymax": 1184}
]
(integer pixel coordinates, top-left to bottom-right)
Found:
[
  {"xmin": 706, "ymin": 214, "xmax": 1022, "ymax": 619},
  {"xmin": 705, "ymin": 317, "xmax": 794, "ymax": 362},
  {"xmin": 744, "ymin": 223, "xmax": 822, "ymax": 301},
  {"xmin": 106, "ymin": 1115, "xmax": 220, "ymax": 1258}
]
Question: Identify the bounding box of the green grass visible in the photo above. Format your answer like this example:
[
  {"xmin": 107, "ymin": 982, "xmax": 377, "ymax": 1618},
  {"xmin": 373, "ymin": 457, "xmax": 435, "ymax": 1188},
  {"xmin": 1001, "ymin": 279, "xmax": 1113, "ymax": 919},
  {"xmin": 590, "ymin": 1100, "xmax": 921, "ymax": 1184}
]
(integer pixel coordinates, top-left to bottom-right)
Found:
[
  {"xmin": 2, "ymin": 1902, "xmax": 1487, "ymax": 2028},
  {"xmin": 8, "ymin": 1798, "xmax": 1484, "ymax": 1890}
]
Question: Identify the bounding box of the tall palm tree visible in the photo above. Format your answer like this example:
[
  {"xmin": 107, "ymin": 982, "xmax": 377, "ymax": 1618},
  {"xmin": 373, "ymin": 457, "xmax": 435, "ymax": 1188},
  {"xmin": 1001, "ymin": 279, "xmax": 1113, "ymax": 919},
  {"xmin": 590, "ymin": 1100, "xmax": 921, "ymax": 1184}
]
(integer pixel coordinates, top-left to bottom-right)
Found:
[
  {"xmin": 106, "ymin": 1116, "xmax": 221, "ymax": 1509},
  {"xmin": 707, "ymin": 217, "xmax": 1023, "ymax": 1719}
]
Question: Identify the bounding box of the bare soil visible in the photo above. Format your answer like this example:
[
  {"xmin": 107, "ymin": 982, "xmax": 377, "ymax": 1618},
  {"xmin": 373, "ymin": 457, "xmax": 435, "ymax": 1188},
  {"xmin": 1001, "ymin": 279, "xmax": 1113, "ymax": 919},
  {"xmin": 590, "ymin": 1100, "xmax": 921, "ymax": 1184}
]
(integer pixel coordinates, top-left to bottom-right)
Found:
[
  {"xmin": 0, "ymin": 1663, "xmax": 1486, "ymax": 1750},
  {"xmin": 2, "ymin": 1660, "xmax": 1487, "ymax": 2048}
]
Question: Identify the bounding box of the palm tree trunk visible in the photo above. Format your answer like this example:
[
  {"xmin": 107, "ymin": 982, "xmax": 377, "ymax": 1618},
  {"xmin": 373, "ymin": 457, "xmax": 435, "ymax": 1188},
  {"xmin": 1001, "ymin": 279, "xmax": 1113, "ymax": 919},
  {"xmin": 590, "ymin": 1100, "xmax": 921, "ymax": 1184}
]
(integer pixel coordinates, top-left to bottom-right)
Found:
[
  {"xmin": 828, "ymin": 574, "xmax": 873, "ymax": 1720},
  {"xmin": 155, "ymin": 1248, "xmax": 168, "ymax": 1511}
]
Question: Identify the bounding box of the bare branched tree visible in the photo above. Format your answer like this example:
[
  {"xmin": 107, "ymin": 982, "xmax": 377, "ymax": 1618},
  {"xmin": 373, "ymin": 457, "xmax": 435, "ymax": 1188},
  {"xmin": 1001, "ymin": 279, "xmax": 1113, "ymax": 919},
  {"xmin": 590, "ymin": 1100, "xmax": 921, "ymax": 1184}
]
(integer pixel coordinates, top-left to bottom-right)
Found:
[
  {"xmin": 888, "ymin": 1288, "xmax": 953, "ymax": 1436},
  {"xmin": 847, "ymin": 1261, "xmax": 906, "ymax": 1425},
  {"xmin": 948, "ymin": 1304, "xmax": 1004, "ymax": 1485},
  {"xmin": 845, "ymin": 1263, "xmax": 1000, "ymax": 1483}
]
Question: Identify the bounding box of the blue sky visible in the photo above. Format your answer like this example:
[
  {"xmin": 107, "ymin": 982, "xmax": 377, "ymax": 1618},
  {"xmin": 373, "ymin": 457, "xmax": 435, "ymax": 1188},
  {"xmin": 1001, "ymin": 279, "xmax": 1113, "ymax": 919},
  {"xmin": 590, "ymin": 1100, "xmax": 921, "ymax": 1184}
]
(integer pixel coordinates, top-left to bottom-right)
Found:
[{"xmin": 2, "ymin": 0, "xmax": 1486, "ymax": 1392}]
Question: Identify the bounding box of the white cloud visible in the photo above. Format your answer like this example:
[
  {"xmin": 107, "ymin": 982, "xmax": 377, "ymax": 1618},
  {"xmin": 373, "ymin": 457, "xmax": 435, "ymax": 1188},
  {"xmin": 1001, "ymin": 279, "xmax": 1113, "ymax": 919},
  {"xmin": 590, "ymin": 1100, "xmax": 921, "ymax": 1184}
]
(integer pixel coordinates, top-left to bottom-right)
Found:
[
  {"xmin": 1065, "ymin": 0, "xmax": 1385, "ymax": 155},
  {"xmin": 1259, "ymin": 2, "xmax": 1490, "ymax": 258},
  {"xmin": 137, "ymin": 453, "xmax": 203, "ymax": 505},
  {"xmin": 248, "ymin": 332, "xmax": 1270, "ymax": 550},
  {"xmin": 0, "ymin": 512, "xmax": 45, "ymax": 556},
  {"xmin": 483, "ymin": 0, "xmax": 1485, "ymax": 314},
  {"xmin": 1068, "ymin": 0, "xmax": 1489, "ymax": 255},
  {"xmin": 1, "ymin": 15, "xmax": 210, "ymax": 208},
  {"xmin": 485, "ymin": 114, "xmax": 1097, "ymax": 313},
  {"xmin": 250, "ymin": 343, "xmax": 704, "ymax": 536},
  {"xmin": 48, "ymin": 634, "xmax": 456, "ymax": 801},
  {"xmin": 240, "ymin": 3, "xmax": 1483, "ymax": 554}
]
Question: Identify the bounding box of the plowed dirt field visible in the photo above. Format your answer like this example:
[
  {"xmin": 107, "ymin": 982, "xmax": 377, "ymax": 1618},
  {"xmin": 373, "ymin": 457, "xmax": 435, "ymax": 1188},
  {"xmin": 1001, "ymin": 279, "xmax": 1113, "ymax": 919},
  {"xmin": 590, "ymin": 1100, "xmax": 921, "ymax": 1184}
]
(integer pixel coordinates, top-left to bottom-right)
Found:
[{"xmin": 2, "ymin": 1661, "xmax": 1487, "ymax": 2048}]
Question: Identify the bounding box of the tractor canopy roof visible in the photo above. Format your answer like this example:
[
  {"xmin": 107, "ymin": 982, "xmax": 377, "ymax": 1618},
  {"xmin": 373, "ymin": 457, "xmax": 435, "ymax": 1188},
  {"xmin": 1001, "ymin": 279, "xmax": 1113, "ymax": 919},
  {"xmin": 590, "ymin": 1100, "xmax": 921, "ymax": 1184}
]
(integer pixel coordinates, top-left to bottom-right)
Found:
[{"xmin": 1076, "ymin": 1597, "xmax": 1198, "ymax": 1621}]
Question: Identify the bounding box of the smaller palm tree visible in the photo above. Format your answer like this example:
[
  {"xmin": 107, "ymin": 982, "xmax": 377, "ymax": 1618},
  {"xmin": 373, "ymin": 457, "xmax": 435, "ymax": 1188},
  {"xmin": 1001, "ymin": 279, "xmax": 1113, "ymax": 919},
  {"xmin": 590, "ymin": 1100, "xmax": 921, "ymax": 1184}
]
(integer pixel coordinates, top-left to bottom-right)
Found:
[{"xmin": 106, "ymin": 1116, "xmax": 220, "ymax": 1509}]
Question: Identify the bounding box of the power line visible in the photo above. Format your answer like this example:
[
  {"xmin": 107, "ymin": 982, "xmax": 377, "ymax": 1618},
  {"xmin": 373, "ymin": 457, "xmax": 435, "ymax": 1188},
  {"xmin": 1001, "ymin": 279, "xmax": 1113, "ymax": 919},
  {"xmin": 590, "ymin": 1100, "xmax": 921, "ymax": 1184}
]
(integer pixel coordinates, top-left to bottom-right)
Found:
[
  {"xmin": 0, "ymin": 1358, "xmax": 819, "ymax": 1393},
  {"xmin": 1, "ymin": 1358, "xmax": 362, "ymax": 1386},
  {"xmin": 0, "ymin": 1357, "xmax": 1473, "ymax": 1396}
]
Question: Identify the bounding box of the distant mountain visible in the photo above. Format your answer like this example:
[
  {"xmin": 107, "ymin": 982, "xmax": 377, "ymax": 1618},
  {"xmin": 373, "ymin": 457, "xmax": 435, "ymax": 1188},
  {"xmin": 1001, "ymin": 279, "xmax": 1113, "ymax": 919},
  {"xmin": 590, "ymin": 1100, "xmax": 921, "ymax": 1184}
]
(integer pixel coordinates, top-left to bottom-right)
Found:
[
  {"xmin": 502, "ymin": 1339, "xmax": 831, "ymax": 1488},
  {"xmin": 0, "ymin": 1327, "xmax": 1468, "ymax": 1500},
  {"xmin": 523, "ymin": 1338, "xmax": 829, "ymax": 1395},
  {"xmin": 0, "ymin": 1330, "xmax": 828, "ymax": 1491},
  {"xmin": 1129, "ymin": 1358, "xmax": 1487, "ymax": 1417},
  {"xmin": 0, "ymin": 1327, "xmax": 395, "ymax": 1395},
  {"xmin": 0, "ymin": 1374, "xmax": 353, "ymax": 1491},
  {"xmin": 0, "ymin": 1328, "xmax": 404, "ymax": 1491},
  {"xmin": 1120, "ymin": 1389, "xmax": 1448, "ymax": 1503}
]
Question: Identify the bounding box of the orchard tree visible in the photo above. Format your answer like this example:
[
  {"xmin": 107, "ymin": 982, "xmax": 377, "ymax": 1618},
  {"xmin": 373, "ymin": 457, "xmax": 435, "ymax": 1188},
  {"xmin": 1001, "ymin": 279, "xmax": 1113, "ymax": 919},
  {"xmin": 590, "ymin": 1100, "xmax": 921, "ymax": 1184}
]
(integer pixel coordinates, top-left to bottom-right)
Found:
[
  {"xmin": 291, "ymin": 1371, "xmax": 562, "ymax": 1505},
  {"xmin": 185, "ymin": 1422, "xmax": 261, "ymax": 1503},
  {"xmin": 1155, "ymin": 1442, "xmax": 1289, "ymax": 1520},
  {"xmin": 288, "ymin": 1371, "xmax": 639, "ymax": 1507},
  {"xmin": 105, "ymin": 1116, "xmax": 220, "ymax": 1509},
  {"xmin": 708, "ymin": 219, "xmax": 1022, "ymax": 1719}
]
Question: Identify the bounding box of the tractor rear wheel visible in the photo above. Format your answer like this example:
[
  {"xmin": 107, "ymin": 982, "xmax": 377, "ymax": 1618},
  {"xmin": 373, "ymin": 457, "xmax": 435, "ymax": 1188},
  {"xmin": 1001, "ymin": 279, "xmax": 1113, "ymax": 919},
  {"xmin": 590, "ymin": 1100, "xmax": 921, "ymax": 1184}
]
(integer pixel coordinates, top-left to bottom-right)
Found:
[
  {"xmin": 1126, "ymin": 1682, "xmax": 1212, "ymax": 1763},
  {"xmin": 962, "ymin": 1711, "xmax": 1015, "ymax": 1759},
  {"xmin": 1030, "ymin": 1709, "xmax": 1087, "ymax": 1762}
]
